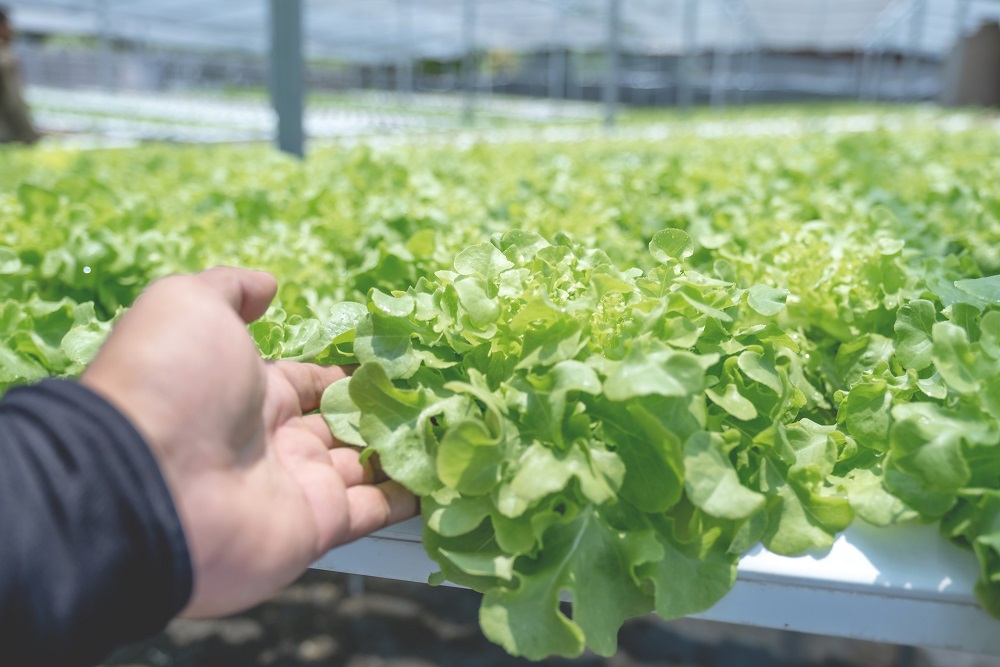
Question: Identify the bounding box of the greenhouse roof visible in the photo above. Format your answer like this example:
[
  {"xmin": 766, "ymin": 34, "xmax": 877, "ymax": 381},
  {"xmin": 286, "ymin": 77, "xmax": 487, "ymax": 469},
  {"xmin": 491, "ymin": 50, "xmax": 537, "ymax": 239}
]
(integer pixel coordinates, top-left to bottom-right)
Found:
[{"xmin": 8, "ymin": 0, "xmax": 1000, "ymax": 62}]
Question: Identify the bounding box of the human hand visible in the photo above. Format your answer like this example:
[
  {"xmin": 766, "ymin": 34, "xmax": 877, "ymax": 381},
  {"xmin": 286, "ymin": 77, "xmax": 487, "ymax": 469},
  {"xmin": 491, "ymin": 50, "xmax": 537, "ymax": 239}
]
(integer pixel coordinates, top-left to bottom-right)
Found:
[{"xmin": 81, "ymin": 267, "xmax": 417, "ymax": 618}]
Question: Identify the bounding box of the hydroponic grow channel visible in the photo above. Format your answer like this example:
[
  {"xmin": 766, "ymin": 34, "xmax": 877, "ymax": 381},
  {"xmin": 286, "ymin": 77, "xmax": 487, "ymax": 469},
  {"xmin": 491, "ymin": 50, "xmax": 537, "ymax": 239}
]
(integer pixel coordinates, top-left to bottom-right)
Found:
[{"xmin": 313, "ymin": 518, "xmax": 1000, "ymax": 655}]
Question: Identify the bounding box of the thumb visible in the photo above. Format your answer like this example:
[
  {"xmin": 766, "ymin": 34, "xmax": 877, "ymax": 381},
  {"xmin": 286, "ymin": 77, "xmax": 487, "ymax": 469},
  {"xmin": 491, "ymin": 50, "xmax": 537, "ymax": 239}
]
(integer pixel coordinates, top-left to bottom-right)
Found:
[{"xmin": 196, "ymin": 266, "xmax": 278, "ymax": 323}]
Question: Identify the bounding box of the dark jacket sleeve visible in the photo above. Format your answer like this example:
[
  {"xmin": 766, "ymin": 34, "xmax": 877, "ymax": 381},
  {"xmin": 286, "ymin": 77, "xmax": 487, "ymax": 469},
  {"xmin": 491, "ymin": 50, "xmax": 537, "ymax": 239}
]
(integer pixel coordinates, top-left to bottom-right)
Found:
[{"xmin": 0, "ymin": 380, "xmax": 193, "ymax": 666}]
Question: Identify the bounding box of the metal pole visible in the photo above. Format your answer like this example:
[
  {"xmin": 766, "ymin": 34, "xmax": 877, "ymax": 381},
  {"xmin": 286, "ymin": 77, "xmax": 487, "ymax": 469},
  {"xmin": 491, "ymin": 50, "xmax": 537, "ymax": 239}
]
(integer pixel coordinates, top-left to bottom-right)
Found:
[
  {"xmin": 462, "ymin": 0, "xmax": 476, "ymax": 126},
  {"xmin": 396, "ymin": 0, "xmax": 414, "ymax": 98},
  {"xmin": 954, "ymin": 0, "xmax": 972, "ymax": 40},
  {"xmin": 483, "ymin": 45, "xmax": 494, "ymax": 100},
  {"xmin": 270, "ymin": 0, "xmax": 305, "ymax": 158},
  {"xmin": 373, "ymin": 60, "xmax": 388, "ymax": 94},
  {"xmin": 856, "ymin": 48, "xmax": 871, "ymax": 100},
  {"xmin": 710, "ymin": 48, "xmax": 730, "ymax": 108},
  {"xmin": 96, "ymin": 0, "xmax": 114, "ymax": 91},
  {"xmin": 567, "ymin": 49, "xmax": 580, "ymax": 101},
  {"xmin": 678, "ymin": 0, "xmax": 698, "ymax": 108},
  {"xmin": 905, "ymin": 0, "xmax": 927, "ymax": 100},
  {"xmin": 748, "ymin": 46, "xmax": 762, "ymax": 103},
  {"xmin": 735, "ymin": 47, "xmax": 747, "ymax": 105},
  {"xmin": 948, "ymin": 0, "xmax": 972, "ymax": 101},
  {"xmin": 872, "ymin": 48, "xmax": 885, "ymax": 101},
  {"xmin": 488, "ymin": 46, "xmax": 498, "ymax": 100},
  {"xmin": 603, "ymin": 0, "xmax": 622, "ymax": 128},
  {"xmin": 548, "ymin": 48, "xmax": 567, "ymax": 104},
  {"xmin": 549, "ymin": 3, "xmax": 567, "ymax": 109}
]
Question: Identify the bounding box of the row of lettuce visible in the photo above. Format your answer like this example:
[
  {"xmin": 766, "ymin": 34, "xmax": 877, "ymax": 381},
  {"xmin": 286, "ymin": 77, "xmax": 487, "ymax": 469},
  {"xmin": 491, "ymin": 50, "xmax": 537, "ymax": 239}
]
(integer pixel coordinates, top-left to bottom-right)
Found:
[{"xmin": 2, "ymin": 118, "xmax": 1000, "ymax": 657}]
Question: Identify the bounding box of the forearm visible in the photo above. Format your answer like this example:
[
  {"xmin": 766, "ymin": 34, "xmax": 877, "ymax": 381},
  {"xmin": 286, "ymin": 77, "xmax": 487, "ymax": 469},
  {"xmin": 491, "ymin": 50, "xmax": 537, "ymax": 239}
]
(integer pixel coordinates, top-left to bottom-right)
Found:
[{"xmin": 0, "ymin": 380, "xmax": 192, "ymax": 666}]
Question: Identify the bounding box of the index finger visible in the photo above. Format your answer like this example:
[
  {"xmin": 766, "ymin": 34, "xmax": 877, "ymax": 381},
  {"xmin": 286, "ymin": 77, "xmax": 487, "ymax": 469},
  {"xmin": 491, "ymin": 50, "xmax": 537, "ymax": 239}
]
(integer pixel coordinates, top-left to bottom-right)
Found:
[
  {"xmin": 344, "ymin": 481, "xmax": 419, "ymax": 543},
  {"xmin": 272, "ymin": 361, "xmax": 349, "ymax": 413},
  {"xmin": 195, "ymin": 266, "xmax": 278, "ymax": 323}
]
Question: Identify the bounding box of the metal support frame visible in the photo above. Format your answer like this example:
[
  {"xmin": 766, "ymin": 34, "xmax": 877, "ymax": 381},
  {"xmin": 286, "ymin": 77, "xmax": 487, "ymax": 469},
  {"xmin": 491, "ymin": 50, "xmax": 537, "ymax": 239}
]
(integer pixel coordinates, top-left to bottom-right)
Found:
[
  {"xmin": 858, "ymin": 0, "xmax": 912, "ymax": 101},
  {"xmin": 904, "ymin": 0, "xmax": 927, "ymax": 100},
  {"xmin": 875, "ymin": 47, "xmax": 890, "ymax": 100},
  {"xmin": 725, "ymin": 0, "xmax": 764, "ymax": 41},
  {"xmin": 95, "ymin": 0, "xmax": 114, "ymax": 91},
  {"xmin": 710, "ymin": 48, "xmax": 730, "ymax": 108},
  {"xmin": 462, "ymin": 0, "xmax": 477, "ymax": 126},
  {"xmin": 568, "ymin": 49, "xmax": 581, "ymax": 101},
  {"xmin": 548, "ymin": 47, "xmax": 567, "ymax": 103},
  {"xmin": 548, "ymin": 2, "xmax": 567, "ymax": 110},
  {"xmin": 394, "ymin": 0, "xmax": 415, "ymax": 97},
  {"xmin": 270, "ymin": 0, "xmax": 305, "ymax": 158},
  {"xmin": 734, "ymin": 47, "xmax": 749, "ymax": 105},
  {"xmin": 860, "ymin": 43, "xmax": 888, "ymax": 100},
  {"xmin": 373, "ymin": 61, "xmax": 389, "ymax": 92},
  {"xmin": 747, "ymin": 47, "xmax": 762, "ymax": 103},
  {"xmin": 948, "ymin": 0, "xmax": 973, "ymax": 99},
  {"xmin": 954, "ymin": 0, "xmax": 973, "ymax": 39},
  {"xmin": 484, "ymin": 46, "xmax": 495, "ymax": 101},
  {"xmin": 717, "ymin": 0, "xmax": 760, "ymax": 108},
  {"xmin": 603, "ymin": 0, "xmax": 622, "ymax": 128},
  {"xmin": 678, "ymin": 0, "xmax": 698, "ymax": 108},
  {"xmin": 854, "ymin": 49, "xmax": 868, "ymax": 99}
]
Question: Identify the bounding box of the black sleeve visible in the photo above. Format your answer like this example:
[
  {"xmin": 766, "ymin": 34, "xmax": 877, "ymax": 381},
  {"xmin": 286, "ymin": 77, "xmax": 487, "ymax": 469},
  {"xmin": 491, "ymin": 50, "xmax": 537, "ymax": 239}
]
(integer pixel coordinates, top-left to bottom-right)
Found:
[{"xmin": 0, "ymin": 380, "xmax": 193, "ymax": 667}]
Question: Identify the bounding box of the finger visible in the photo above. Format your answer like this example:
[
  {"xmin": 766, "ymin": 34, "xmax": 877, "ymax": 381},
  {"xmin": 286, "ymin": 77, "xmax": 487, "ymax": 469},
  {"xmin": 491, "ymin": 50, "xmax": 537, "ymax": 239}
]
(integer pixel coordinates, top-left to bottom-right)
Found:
[
  {"xmin": 196, "ymin": 266, "xmax": 278, "ymax": 323},
  {"xmin": 300, "ymin": 413, "xmax": 337, "ymax": 448},
  {"xmin": 344, "ymin": 481, "xmax": 419, "ymax": 542},
  {"xmin": 329, "ymin": 447, "xmax": 369, "ymax": 486},
  {"xmin": 273, "ymin": 361, "xmax": 348, "ymax": 413}
]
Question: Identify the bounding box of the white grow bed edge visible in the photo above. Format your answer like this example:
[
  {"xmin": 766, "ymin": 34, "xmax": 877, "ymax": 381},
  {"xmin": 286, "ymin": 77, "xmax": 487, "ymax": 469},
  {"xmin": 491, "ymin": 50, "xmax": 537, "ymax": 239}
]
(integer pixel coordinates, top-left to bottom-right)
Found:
[{"xmin": 312, "ymin": 517, "xmax": 1000, "ymax": 655}]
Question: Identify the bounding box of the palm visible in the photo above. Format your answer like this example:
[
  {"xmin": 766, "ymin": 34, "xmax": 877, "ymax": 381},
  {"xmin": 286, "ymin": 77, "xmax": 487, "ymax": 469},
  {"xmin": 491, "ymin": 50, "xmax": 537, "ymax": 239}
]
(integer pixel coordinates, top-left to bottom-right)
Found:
[{"xmin": 82, "ymin": 267, "xmax": 416, "ymax": 619}]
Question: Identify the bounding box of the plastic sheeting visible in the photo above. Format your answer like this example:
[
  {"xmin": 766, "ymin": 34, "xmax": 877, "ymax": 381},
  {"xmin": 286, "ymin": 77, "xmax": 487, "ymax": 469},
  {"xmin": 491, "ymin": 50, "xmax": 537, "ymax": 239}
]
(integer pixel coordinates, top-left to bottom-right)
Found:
[{"xmin": 7, "ymin": 1, "xmax": 1000, "ymax": 63}]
